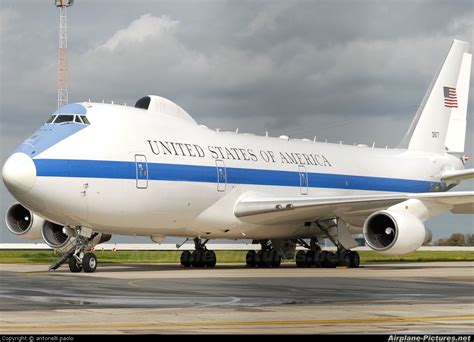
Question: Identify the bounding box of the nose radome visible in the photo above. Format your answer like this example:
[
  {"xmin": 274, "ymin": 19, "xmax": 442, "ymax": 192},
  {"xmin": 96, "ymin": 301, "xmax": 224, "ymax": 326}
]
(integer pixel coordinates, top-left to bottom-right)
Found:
[{"xmin": 2, "ymin": 153, "xmax": 36, "ymax": 195}]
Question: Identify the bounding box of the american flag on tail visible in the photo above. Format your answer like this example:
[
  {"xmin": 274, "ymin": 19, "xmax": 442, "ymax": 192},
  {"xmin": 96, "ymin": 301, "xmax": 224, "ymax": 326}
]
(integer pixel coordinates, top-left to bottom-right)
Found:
[{"xmin": 443, "ymin": 86, "xmax": 458, "ymax": 108}]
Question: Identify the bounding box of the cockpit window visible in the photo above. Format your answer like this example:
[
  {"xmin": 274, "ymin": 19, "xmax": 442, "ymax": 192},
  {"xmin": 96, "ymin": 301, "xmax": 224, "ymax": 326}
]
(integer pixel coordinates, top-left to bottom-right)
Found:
[
  {"xmin": 45, "ymin": 114, "xmax": 90, "ymax": 125},
  {"xmin": 46, "ymin": 115, "xmax": 56, "ymax": 124},
  {"xmin": 80, "ymin": 116, "xmax": 90, "ymax": 125},
  {"xmin": 54, "ymin": 115, "xmax": 75, "ymax": 124}
]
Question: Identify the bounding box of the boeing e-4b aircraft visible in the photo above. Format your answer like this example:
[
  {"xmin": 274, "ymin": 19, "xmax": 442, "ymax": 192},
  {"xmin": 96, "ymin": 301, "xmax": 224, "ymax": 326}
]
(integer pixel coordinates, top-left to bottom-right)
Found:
[{"xmin": 3, "ymin": 40, "xmax": 473, "ymax": 272}]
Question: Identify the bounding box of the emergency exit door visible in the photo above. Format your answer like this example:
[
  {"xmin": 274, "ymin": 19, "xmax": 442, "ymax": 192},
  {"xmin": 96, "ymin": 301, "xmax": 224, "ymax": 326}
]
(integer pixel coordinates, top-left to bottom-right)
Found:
[
  {"xmin": 216, "ymin": 160, "xmax": 227, "ymax": 192},
  {"xmin": 298, "ymin": 165, "xmax": 308, "ymax": 195},
  {"xmin": 135, "ymin": 154, "xmax": 148, "ymax": 189}
]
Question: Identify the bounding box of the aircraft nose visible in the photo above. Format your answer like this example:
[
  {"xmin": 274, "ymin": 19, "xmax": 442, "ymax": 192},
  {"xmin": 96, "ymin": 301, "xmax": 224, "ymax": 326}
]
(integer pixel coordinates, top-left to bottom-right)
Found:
[{"xmin": 2, "ymin": 153, "xmax": 36, "ymax": 195}]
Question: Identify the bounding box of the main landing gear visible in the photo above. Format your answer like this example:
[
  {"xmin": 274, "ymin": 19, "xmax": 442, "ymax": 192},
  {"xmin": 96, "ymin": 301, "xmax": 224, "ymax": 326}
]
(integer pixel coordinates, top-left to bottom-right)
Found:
[
  {"xmin": 295, "ymin": 238, "xmax": 360, "ymax": 268},
  {"xmin": 49, "ymin": 231, "xmax": 98, "ymax": 273},
  {"xmin": 180, "ymin": 238, "xmax": 217, "ymax": 268},
  {"xmin": 245, "ymin": 240, "xmax": 282, "ymax": 268}
]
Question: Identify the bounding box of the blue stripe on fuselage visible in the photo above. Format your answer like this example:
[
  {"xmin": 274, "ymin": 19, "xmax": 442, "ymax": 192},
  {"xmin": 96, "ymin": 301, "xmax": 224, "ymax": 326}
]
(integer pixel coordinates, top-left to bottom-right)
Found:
[{"xmin": 33, "ymin": 159, "xmax": 442, "ymax": 193}]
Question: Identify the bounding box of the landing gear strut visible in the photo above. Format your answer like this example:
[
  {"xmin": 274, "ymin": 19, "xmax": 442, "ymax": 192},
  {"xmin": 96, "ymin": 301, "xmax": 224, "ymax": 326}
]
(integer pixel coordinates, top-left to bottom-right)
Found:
[
  {"xmin": 180, "ymin": 238, "xmax": 217, "ymax": 268},
  {"xmin": 49, "ymin": 230, "xmax": 99, "ymax": 273},
  {"xmin": 245, "ymin": 240, "xmax": 281, "ymax": 268}
]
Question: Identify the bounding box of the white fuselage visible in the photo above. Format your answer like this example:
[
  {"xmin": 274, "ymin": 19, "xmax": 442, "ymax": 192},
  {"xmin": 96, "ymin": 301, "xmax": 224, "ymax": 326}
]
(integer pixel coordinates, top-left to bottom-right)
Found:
[{"xmin": 9, "ymin": 102, "xmax": 462, "ymax": 240}]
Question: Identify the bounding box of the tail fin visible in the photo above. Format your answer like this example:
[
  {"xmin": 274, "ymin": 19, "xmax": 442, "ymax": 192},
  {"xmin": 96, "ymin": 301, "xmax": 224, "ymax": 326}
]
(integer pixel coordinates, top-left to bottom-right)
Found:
[
  {"xmin": 400, "ymin": 40, "xmax": 471, "ymax": 153},
  {"xmin": 445, "ymin": 51, "xmax": 472, "ymax": 153}
]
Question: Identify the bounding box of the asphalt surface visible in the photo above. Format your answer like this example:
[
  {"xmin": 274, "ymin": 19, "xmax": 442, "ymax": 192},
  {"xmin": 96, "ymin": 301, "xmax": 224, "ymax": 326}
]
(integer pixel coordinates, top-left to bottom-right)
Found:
[{"xmin": 0, "ymin": 262, "xmax": 473, "ymax": 334}]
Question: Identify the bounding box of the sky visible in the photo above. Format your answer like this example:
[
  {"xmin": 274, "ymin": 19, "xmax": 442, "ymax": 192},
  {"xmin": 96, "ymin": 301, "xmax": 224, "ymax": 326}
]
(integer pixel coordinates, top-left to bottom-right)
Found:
[{"xmin": 0, "ymin": 0, "xmax": 473, "ymax": 243}]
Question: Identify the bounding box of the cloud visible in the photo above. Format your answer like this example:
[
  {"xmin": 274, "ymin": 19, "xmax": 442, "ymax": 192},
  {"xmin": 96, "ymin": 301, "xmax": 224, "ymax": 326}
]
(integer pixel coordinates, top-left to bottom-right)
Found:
[
  {"xmin": 71, "ymin": 13, "xmax": 275, "ymax": 100},
  {"xmin": 0, "ymin": 7, "xmax": 18, "ymax": 35},
  {"xmin": 237, "ymin": 2, "xmax": 295, "ymax": 37},
  {"xmin": 99, "ymin": 14, "xmax": 179, "ymax": 52}
]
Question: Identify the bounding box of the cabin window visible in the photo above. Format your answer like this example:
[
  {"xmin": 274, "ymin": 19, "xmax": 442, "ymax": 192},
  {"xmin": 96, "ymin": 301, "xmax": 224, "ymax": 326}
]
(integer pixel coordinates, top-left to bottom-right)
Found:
[{"xmin": 74, "ymin": 115, "xmax": 83, "ymax": 124}]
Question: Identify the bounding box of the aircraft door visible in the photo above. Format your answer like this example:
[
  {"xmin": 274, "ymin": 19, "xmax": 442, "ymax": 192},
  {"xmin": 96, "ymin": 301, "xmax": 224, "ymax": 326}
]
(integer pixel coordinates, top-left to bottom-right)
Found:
[
  {"xmin": 216, "ymin": 160, "xmax": 227, "ymax": 192},
  {"xmin": 298, "ymin": 165, "xmax": 308, "ymax": 195},
  {"xmin": 135, "ymin": 154, "xmax": 148, "ymax": 189}
]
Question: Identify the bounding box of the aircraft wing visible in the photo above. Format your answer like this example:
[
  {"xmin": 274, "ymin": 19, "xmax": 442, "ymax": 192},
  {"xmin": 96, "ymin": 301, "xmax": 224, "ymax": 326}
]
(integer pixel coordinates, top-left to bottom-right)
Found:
[
  {"xmin": 234, "ymin": 191, "xmax": 474, "ymax": 225},
  {"xmin": 440, "ymin": 168, "xmax": 474, "ymax": 182}
]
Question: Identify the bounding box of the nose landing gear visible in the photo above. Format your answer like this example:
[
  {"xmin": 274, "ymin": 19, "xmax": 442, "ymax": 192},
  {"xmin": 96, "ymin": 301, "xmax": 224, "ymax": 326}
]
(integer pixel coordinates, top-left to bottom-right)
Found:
[{"xmin": 49, "ymin": 229, "xmax": 99, "ymax": 273}]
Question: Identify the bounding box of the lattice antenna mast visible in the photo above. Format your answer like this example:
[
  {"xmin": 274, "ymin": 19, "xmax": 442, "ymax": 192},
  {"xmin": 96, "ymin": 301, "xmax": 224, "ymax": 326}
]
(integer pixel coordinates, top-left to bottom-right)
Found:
[{"xmin": 55, "ymin": 0, "xmax": 74, "ymax": 108}]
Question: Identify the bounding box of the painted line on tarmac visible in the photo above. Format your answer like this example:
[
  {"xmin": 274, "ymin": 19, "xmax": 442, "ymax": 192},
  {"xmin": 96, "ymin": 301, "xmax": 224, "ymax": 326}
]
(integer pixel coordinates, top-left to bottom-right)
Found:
[{"xmin": 1, "ymin": 315, "xmax": 473, "ymax": 330}]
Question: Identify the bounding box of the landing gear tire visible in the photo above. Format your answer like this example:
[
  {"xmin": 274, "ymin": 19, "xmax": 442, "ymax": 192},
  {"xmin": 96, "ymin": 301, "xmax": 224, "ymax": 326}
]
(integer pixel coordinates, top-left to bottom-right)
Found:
[
  {"xmin": 270, "ymin": 250, "xmax": 281, "ymax": 268},
  {"xmin": 180, "ymin": 250, "xmax": 192, "ymax": 267},
  {"xmin": 349, "ymin": 251, "xmax": 360, "ymax": 268},
  {"xmin": 255, "ymin": 249, "xmax": 280, "ymax": 268},
  {"xmin": 295, "ymin": 250, "xmax": 307, "ymax": 268},
  {"xmin": 306, "ymin": 250, "xmax": 321, "ymax": 267},
  {"xmin": 256, "ymin": 250, "xmax": 267, "ymax": 268},
  {"xmin": 68, "ymin": 257, "xmax": 82, "ymax": 273},
  {"xmin": 190, "ymin": 250, "xmax": 204, "ymax": 268},
  {"xmin": 246, "ymin": 250, "xmax": 257, "ymax": 267},
  {"xmin": 337, "ymin": 251, "xmax": 351, "ymax": 267},
  {"xmin": 319, "ymin": 251, "xmax": 337, "ymax": 268},
  {"xmin": 82, "ymin": 252, "xmax": 97, "ymax": 273},
  {"xmin": 203, "ymin": 250, "xmax": 217, "ymax": 268}
]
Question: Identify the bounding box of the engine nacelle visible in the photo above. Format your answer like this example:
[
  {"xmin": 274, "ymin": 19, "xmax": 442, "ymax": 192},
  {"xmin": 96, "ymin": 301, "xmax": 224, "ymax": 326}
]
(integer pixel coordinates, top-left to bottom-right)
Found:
[
  {"xmin": 6, "ymin": 203, "xmax": 111, "ymax": 253},
  {"xmin": 5, "ymin": 203, "xmax": 44, "ymax": 240},
  {"xmin": 41, "ymin": 221, "xmax": 75, "ymax": 252},
  {"xmin": 363, "ymin": 210, "xmax": 432, "ymax": 255}
]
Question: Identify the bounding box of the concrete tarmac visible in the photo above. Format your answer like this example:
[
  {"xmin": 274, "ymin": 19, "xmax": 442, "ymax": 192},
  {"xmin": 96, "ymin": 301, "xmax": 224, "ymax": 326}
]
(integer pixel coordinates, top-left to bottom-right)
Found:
[{"xmin": 0, "ymin": 262, "xmax": 473, "ymax": 334}]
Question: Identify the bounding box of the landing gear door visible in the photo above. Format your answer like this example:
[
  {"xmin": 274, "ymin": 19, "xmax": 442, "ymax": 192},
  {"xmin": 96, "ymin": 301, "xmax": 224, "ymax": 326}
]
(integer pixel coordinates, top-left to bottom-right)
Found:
[
  {"xmin": 298, "ymin": 165, "xmax": 308, "ymax": 195},
  {"xmin": 135, "ymin": 154, "xmax": 148, "ymax": 189},
  {"xmin": 216, "ymin": 160, "xmax": 227, "ymax": 192}
]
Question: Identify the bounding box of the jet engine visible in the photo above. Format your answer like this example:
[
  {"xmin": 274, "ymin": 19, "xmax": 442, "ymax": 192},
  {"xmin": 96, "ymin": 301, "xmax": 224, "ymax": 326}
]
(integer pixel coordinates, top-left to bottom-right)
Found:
[
  {"xmin": 6, "ymin": 203, "xmax": 44, "ymax": 240},
  {"xmin": 41, "ymin": 221, "xmax": 75, "ymax": 252},
  {"xmin": 6, "ymin": 203, "xmax": 73, "ymax": 252},
  {"xmin": 363, "ymin": 210, "xmax": 432, "ymax": 255}
]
